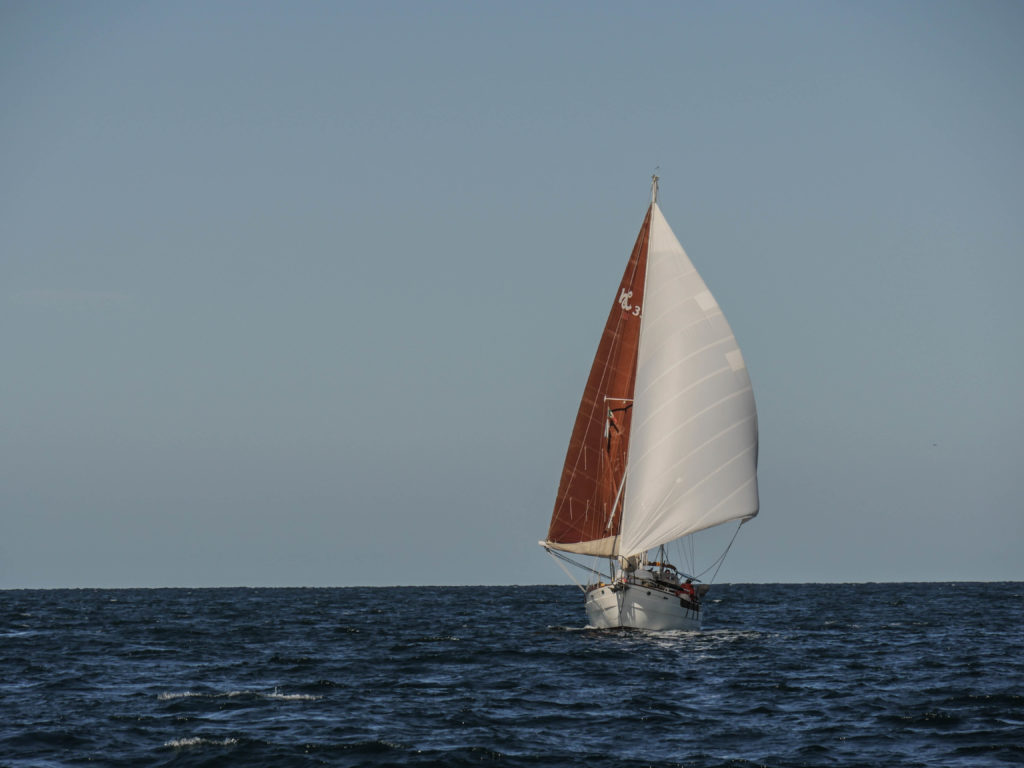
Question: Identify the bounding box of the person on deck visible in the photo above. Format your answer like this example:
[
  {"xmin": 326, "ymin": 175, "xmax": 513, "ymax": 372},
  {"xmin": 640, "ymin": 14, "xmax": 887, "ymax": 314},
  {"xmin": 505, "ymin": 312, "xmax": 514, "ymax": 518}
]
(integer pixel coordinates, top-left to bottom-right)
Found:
[{"xmin": 679, "ymin": 578, "xmax": 697, "ymax": 600}]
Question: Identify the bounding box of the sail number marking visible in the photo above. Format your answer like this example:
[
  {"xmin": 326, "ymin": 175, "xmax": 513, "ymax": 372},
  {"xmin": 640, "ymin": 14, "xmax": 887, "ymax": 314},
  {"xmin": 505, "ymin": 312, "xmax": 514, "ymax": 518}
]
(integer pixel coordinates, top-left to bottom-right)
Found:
[{"xmin": 618, "ymin": 289, "xmax": 642, "ymax": 317}]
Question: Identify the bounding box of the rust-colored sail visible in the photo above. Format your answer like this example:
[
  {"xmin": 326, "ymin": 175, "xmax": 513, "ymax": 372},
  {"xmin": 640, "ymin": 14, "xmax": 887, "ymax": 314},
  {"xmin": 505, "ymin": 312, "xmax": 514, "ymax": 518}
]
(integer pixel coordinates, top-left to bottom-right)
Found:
[{"xmin": 544, "ymin": 206, "xmax": 651, "ymax": 555}]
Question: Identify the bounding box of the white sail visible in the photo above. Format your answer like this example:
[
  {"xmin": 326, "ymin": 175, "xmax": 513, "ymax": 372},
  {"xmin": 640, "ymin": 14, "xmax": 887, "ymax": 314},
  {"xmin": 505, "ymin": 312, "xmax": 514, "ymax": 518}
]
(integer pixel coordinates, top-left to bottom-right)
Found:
[{"xmin": 618, "ymin": 203, "xmax": 759, "ymax": 558}]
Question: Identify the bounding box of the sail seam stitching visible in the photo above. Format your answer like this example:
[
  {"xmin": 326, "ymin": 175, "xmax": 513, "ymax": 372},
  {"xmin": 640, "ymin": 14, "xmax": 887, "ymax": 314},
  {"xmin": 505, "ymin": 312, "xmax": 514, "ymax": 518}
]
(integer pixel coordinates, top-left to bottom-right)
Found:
[{"xmin": 629, "ymin": 386, "xmax": 752, "ymax": 468}]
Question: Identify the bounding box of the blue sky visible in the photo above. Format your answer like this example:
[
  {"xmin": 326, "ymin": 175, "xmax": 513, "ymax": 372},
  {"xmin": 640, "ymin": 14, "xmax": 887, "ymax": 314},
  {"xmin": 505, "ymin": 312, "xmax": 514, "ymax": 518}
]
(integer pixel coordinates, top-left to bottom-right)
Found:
[{"xmin": 2, "ymin": 1, "xmax": 1022, "ymax": 587}]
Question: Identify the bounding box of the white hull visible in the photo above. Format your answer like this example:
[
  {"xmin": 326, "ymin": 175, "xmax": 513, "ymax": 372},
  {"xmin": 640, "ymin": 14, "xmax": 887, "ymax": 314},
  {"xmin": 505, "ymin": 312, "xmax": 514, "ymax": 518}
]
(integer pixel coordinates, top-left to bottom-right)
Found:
[{"xmin": 584, "ymin": 582, "xmax": 701, "ymax": 631}]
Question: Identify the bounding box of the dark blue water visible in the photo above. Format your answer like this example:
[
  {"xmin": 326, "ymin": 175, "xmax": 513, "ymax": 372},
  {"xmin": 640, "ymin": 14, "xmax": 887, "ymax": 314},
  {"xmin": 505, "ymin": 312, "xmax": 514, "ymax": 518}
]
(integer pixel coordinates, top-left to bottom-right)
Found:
[{"xmin": 1, "ymin": 583, "xmax": 1022, "ymax": 767}]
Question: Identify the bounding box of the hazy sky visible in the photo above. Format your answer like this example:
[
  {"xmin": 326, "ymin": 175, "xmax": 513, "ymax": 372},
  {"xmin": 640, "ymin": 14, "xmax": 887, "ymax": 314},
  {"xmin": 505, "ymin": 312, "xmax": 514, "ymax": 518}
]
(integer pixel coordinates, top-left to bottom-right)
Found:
[{"xmin": 3, "ymin": 1, "xmax": 1022, "ymax": 588}]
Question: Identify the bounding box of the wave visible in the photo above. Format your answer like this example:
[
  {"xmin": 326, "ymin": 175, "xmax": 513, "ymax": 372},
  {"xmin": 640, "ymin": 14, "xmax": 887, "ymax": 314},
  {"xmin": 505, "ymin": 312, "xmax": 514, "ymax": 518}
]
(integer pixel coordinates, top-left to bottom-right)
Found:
[
  {"xmin": 163, "ymin": 736, "xmax": 239, "ymax": 748},
  {"xmin": 266, "ymin": 690, "xmax": 321, "ymax": 701},
  {"xmin": 158, "ymin": 688, "xmax": 322, "ymax": 702},
  {"xmin": 157, "ymin": 690, "xmax": 202, "ymax": 701}
]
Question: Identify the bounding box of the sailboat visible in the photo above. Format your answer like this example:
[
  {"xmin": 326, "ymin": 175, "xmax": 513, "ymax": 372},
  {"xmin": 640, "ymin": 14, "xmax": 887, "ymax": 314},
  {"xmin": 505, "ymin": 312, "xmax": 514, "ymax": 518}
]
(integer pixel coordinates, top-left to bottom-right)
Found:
[{"xmin": 540, "ymin": 176, "xmax": 759, "ymax": 631}]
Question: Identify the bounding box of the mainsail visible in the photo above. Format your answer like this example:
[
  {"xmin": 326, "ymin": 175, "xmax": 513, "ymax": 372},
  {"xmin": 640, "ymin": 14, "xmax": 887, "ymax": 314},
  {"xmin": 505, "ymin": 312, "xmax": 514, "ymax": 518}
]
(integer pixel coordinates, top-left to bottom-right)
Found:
[
  {"xmin": 545, "ymin": 179, "xmax": 758, "ymax": 560},
  {"xmin": 543, "ymin": 209, "xmax": 651, "ymax": 556}
]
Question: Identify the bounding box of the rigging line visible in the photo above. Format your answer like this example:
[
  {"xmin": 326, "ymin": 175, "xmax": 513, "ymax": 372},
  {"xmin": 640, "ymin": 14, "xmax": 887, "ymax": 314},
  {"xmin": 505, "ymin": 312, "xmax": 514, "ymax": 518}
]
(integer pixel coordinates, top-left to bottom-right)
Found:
[
  {"xmin": 545, "ymin": 547, "xmax": 607, "ymax": 585},
  {"xmin": 548, "ymin": 551, "xmax": 587, "ymax": 593},
  {"xmin": 605, "ymin": 470, "xmax": 628, "ymax": 532},
  {"xmin": 697, "ymin": 519, "xmax": 746, "ymax": 583}
]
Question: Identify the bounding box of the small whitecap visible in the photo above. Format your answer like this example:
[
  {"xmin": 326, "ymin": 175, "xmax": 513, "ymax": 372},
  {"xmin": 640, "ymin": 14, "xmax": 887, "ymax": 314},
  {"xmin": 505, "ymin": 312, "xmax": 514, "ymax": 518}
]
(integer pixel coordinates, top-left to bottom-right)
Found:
[
  {"xmin": 158, "ymin": 691, "xmax": 202, "ymax": 701},
  {"xmin": 266, "ymin": 691, "xmax": 321, "ymax": 701},
  {"xmin": 163, "ymin": 736, "xmax": 238, "ymax": 748}
]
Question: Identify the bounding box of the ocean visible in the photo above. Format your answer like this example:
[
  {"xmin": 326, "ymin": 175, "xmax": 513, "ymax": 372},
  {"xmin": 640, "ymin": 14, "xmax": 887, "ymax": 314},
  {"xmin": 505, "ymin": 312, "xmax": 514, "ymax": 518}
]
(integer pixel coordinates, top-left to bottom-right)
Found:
[{"xmin": 1, "ymin": 582, "xmax": 1021, "ymax": 767}]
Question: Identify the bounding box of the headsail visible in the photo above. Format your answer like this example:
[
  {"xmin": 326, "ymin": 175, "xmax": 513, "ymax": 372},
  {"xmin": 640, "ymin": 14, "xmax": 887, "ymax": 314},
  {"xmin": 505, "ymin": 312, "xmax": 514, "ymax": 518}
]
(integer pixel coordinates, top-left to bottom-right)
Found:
[
  {"xmin": 617, "ymin": 203, "xmax": 759, "ymax": 557},
  {"xmin": 542, "ymin": 208, "xmax": 651, "ymax": 556}
]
